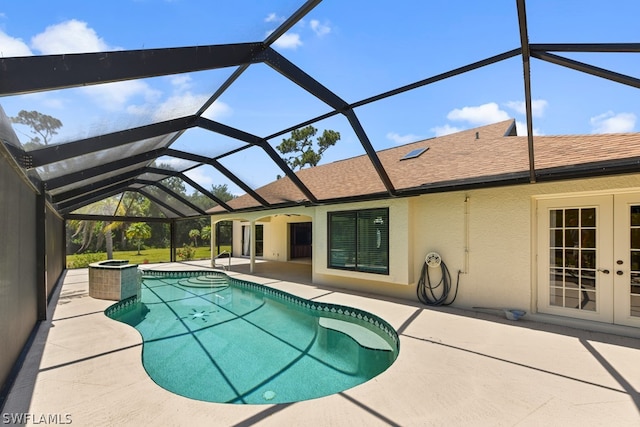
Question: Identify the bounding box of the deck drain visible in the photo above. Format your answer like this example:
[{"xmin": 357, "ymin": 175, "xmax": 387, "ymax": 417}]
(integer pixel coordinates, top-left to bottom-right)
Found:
[{"xmin": 263, "ymin": 390, "xmax": 276, "ymax": 401}]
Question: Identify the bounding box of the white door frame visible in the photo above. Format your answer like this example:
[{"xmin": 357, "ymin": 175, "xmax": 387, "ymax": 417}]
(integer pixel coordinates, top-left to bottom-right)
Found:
[
  {"xmin": 536, "ymin": 195, "xmax": 614, "ymax": 323},
  {"xmin": 536, "ymin": 192, "xmax": 640, "ymax": 327}
]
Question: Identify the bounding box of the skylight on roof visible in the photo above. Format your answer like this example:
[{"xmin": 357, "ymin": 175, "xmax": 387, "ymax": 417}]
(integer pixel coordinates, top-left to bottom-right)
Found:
[{"xmin": 401, "ymin": 147, "xmax": 429, "ymax": 160}]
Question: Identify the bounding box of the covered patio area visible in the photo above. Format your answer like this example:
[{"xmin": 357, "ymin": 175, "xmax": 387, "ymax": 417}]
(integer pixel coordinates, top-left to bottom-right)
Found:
[{"xmin": 3, "ymin": 259, "xmax": 640, "ymax": 426}]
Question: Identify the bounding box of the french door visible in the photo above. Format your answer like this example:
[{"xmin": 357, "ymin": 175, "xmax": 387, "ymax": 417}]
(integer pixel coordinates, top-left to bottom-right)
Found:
[{"xmin": 537, "ymin": 194, "xmax": 640, "ymax": 327}]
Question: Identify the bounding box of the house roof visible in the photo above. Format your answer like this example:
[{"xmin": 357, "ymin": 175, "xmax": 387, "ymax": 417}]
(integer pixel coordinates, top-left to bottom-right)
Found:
[{"xmin": 209, "ymin": 119, "xmax": 640, "ymax": 213}]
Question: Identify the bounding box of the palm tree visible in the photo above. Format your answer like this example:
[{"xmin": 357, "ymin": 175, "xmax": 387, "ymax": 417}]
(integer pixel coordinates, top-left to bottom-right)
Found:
[
  {"xmin": 201, "ymin": 226, "xmax": 211, "ymax": 247},
  {"xmin": 126, "ymin": 222, "xmax": 152, "ymax": 255},
  {"xmin": 70, "ymin": 196, "xmax": 126, "ymax": 259},
  {"xmin": 189, "ymin": 229, "xmax": 200, "ymax": 247}
]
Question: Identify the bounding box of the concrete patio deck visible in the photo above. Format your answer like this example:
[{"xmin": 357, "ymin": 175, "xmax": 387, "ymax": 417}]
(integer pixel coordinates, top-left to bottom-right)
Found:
[{"xmin": 3, "ymin": 259, "xmax": 640, "ymax": 426}]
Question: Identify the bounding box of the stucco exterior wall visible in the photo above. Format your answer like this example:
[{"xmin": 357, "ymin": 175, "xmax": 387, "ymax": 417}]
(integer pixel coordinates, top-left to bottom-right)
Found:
[
  {"xmin": 212, "ymin": 174, "xmax": 640, "ymax": 312},
  {"xmin": 410, "ymin": 174, "xmax": 640, "ymax": 311},
  {"xmin": 312, "ymin": 198, "xmax": 415, "ymax": 300}
]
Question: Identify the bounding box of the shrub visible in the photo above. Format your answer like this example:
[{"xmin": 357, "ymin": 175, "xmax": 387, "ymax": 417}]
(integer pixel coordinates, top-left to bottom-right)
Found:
[
  {"xmin": 67, "ymin": 252, "xmax": 107, "ymax": 269},
  {"xmin": 176, "ymin": 244, "xmax": 196, "ymax": 261}
]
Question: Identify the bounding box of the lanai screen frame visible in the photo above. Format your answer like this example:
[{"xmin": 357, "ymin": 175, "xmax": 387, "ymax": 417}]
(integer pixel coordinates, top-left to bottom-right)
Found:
[{"xmin": 0, "ymin": 0, "xmax": 638, "ymax": 227}]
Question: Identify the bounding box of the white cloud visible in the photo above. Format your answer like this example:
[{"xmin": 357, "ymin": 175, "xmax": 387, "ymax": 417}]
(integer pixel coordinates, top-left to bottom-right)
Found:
[
  {"xmin": 310, "ymin": 19, "xmax": 331, "ymax": 37},
  {"xmin": 170, "ymin": 75, "xmax": 194, "ymax": 92},
  {"xmin": 431, "ymin": 124, "xmax": 463, "ymax": 137},
  {"xmin": 149, "ymin": 92, "xmax": 232, "ymax": 123},
  {"xmin": 151, "ymin": 92, "xmax": 209, "ymax": 122},
  {"xmin": 505, "ymin": 99, "xmax": 548, "ymax": 117},
  {"xmin": 590, "ymin": 111, "xmax": 636, "ymax": 134},
  {"xmin": 0, "ymin": 30, "xmax": 32, "ymax": 56},
  {"xmin": 386, "ymin": 132, "xmax": 423, "ymax": 145},
  {"xmin": 202, "ymin": 100, "xmax": 232, "ymax": 121},
  {"xmin": 84, "ymin": 80, "xmax": 161, "ymax": 112},
  {"xmin": 158, "ymin": 157, "xmax": 194, "ymax": 172},
  {"xmin": 447, "ymin": 102, "xmax": 510, "ymax": 125},
  {"xmin": 183, "ymin": 167, "xmax": 214, "ymax": 189},
  {"xmin": 272, "ymin": 32, "xmax": 302, "ymax": 49},
  {"xmin": 515, "ymin": 120, "xmax": 543, "ymax": 136},
  {"xmin": 40, "ymin": 97, "xmax": 66, "ymax": 110},
  {"xmin": 31, "ymin": 19, "xmax": 115, "ymax": 54},
  {"xmin": 265, "ymin": 13, "xmax": 284, "ymax": 23}
]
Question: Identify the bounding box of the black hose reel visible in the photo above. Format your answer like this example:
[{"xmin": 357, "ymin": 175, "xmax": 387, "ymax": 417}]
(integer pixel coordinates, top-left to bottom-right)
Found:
[{"xmin": 416, "ymin": 252, "xmax": 460, "ymax": 306}]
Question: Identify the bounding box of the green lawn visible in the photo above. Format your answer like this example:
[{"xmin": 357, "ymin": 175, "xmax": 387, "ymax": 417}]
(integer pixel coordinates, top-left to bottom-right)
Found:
[{"xmin": 66, "ymin": 246, "xmax": 215, "ymax": 268}]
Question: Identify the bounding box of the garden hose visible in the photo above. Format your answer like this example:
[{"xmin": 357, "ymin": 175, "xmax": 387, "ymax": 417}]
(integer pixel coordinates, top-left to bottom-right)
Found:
[{"xmin": 416, "ymin": 256, "xmax": 460, "ymax": 306}]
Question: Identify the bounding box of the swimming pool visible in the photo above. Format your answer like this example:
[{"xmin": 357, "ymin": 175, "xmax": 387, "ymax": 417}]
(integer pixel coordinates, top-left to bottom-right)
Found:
[{"xmin": 105, "ymin": 270, "xmax": 399, "ymax": 404}]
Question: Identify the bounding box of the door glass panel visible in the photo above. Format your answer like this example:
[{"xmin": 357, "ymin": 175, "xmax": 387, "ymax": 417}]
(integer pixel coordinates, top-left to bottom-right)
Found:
[
  {"xmin": 565, "ymin": 209, "xmax": 579, "ymax": 227},
  {"xmin": 549, "ymin": 287, "xmax": 563, "ymax": 306},
  {"xmin": 631, "ymin": 252, "xmax": 640, "ymax": 271},
  {"xmin": 581, "ymin": 229, "xmax": 596, "ymax": 248},
  {"xmin": 566, "ymin": 269, "xmax": 579, "ymax": 288},
  {"xmin": 547, "ymin": 207, "xmax": 597, "ymax": 312},
  {"xmin": 581, "ymin": 208, "xmax": 596, "ymax": 227},
  {"xmin": 565, "ymin": 230, "xmax": 579, "ymax": 247},
  {"xmin": 550, "ymin": 230, "xmax": 563, "ymax": 246},
  {"xmin": 581, "ymin": 250, "xmax": 596, "ymax": 269},
  {"xmin": 550, "ymin": 210, "xmax": 563, "ymax": 227},
  {"xmin": 565, "ymin": 289, "xmax": 579, "ymax": 308},
  {"xmin": 582, "ymin": 291, "xmax": 596, "ymax": 311},
  {"xmin": 630, "ymin": 205, "xmax": 640, "ymax": 317},
  {"xmin": 631, "ymin": 206, "xmax": 640, "ymax": 226},
  {"xmin": 631, "ymin": 295, "xmax": 640, "ymax": 317}
]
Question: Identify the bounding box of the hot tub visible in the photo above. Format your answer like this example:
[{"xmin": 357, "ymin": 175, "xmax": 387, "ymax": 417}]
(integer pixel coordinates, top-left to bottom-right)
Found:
[{"xmin": 88, "ymin": 260, "xmax": 140, "ymax": 301}]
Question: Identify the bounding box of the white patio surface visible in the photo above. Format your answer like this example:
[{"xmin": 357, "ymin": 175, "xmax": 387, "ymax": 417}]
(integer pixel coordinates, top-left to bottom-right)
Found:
[{"xmin": 3, "ymin": 258, "xmax": 640, "ymax": 426}]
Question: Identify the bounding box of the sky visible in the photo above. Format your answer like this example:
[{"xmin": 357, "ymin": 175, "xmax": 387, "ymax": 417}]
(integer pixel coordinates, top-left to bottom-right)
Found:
[{"xmin": 0, "ymin": 0, "xmax": 639, "ymax": 196}]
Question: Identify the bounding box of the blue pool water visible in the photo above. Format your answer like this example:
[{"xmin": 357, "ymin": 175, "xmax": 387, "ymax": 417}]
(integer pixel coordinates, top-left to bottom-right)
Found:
[{"xmin": 105, "ymin": 270, "xmax": 399, "ymax": 404}]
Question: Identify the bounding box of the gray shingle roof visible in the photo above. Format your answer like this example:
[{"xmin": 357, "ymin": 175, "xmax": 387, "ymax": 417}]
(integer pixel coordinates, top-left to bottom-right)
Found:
[{"xmin": 209, "ymin": 119, "xmax": 640, "ymax": 213}]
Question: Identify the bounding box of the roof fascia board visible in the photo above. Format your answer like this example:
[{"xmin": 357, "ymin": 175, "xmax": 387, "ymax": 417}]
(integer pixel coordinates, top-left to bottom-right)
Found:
[
  {"xmin": 0, "ymin": 43, "xmax": 264, "ymax": 96},
  {"xmin": 28, "ymin": 116, "xmax": 197, "ymax": 167},
  {"xmin": 535, "ymin": 158, "xmax": 640, "ymax": 181}
]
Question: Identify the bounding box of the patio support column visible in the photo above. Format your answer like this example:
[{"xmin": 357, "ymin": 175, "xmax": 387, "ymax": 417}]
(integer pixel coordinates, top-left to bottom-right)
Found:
[
  {"xmin": 35, "ymin": 184, "xmax": 47, "ymax": 321},
  {"xmin": 170, "ymin": 219, "xmax": 177, "ymax": 262},
  {"xmin": 212, "ymin": 220, "xmax": 217, "ymax": 256},
  {"xmin": 250, "ymin": 220, "xmax": 256, "ymax": 273}
]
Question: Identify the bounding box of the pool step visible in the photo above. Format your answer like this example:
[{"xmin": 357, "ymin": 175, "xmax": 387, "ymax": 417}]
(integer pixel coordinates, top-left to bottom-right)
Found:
[
  {"xmin": 180, "ymin": 275, "xmax": 228, "ymax": 288},
  {"xmin": 319, "ymin": 317, "xmax": 393, "ymax": 351}
]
